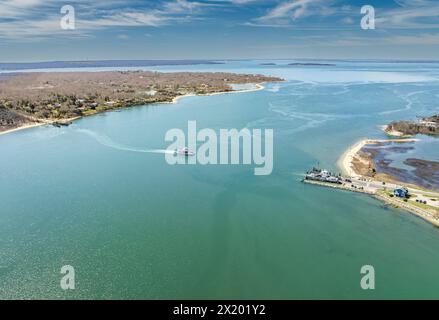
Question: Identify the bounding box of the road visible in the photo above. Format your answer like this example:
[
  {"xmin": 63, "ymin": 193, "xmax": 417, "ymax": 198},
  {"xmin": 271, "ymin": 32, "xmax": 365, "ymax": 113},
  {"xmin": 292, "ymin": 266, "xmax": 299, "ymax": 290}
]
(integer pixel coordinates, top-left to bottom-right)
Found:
[{"xmin": 348, "ymin": 177, "xmax": 439, "ymax": 209}]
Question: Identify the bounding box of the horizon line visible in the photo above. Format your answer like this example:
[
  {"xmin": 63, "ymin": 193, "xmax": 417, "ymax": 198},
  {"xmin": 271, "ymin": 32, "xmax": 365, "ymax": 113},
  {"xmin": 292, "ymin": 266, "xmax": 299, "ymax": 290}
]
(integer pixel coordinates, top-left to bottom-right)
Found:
[{"xmin": 2, "ymin": 58, "xmax": 439, "ymax": 64}]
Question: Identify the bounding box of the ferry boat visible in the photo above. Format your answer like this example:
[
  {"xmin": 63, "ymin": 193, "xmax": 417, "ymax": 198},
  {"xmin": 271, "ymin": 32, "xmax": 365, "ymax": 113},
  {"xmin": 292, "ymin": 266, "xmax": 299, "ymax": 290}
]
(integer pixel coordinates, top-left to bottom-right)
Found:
[
  {"xmin": 305, "ymin": 168, "xmax": 342, "ymax": 184},
  {"xmin": 174, "ymin": 147, "xmax": 195, "ymax": 157}
]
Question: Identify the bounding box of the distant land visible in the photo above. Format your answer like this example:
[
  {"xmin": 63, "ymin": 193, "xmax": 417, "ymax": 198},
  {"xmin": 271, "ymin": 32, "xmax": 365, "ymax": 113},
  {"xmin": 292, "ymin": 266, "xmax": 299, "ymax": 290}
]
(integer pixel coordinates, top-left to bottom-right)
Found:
[
  {"xmin": 385, "ymin": 115, "xmax": 438, "ymax": 137},
  {"xmin": 0, "ymin": 71, "xmax": 282, "ymax": 133},
  {"xmin": 0, "ymin": 60, "xmax": 224, "ymax": 71},
  {"xmin": 288, "ymin": 63, "xmax": 336, "ymax": 67},
  {"xmin": 258, "ymin": 62, "xmax": 336, "ymax": 67}
]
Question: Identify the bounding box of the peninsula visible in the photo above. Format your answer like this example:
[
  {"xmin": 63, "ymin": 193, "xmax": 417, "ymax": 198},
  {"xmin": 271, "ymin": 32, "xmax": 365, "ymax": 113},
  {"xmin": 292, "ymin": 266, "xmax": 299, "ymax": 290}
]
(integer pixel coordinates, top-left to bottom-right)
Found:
[
  {"xmin": 304, "ymin": 134, "xmax": 439, "ymax": 227},
  {"xmin": 384, "ymin": 115, "xmax": 438, "ymax": 137},
  {"xmin": 336, "ymin": 137, "xmax": 439, "ymax": 226},
  {"xmin": 0, "ymin": 71, "xmax": 282, "ymax": 134}
]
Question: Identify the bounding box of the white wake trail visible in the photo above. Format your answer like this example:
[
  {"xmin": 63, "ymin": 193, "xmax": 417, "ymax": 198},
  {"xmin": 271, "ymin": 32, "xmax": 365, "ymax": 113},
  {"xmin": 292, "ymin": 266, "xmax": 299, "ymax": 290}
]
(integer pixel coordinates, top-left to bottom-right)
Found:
[{"xmin": 76, "ymin": 128, "xmax": 172, "ymax": 154}]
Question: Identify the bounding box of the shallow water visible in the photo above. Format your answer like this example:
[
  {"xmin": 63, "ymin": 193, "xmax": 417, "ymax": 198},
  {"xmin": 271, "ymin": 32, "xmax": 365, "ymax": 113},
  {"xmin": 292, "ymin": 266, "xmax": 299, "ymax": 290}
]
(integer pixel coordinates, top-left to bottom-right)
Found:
[
  {"xmin": 364, "ymin": 140, "xmax": 439, "ymax": 190},
  {"xmin": 0, "ymin": 60, "xmax": 439, "ymax": 299}
]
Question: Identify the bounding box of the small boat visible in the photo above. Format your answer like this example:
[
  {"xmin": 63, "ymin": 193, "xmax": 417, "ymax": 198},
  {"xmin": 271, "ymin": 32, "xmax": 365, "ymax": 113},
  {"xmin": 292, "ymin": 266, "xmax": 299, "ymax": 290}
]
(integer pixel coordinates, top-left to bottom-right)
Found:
[
  {"xmin": 52, "ymin": 121, "xmax": 72, "ymax": 128},
  {"xmin": 174, "ymin": 147, "xmax": 195, "ymax": 157}
]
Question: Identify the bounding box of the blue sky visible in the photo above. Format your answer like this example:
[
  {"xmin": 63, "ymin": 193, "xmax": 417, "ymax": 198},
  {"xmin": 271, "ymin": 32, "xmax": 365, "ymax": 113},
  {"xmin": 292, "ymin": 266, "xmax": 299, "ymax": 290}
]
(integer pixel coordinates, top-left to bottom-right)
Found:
[{"xmin": 0, "ymin": 0, "xmax": 439, "ymax": 61}]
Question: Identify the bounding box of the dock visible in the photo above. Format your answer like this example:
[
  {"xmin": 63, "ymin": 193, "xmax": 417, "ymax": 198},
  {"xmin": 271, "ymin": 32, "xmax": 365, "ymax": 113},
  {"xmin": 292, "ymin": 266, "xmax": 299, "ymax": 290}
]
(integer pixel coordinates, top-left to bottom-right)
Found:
[
  {"xmin": 52, "ymin": 120, "xmax": 73, "ymax": 128},
  {"xmin": 302, "ymin": 169, "xmax": 439, "ymax": 228},
  {"xmin": 302, "ymin": 179, "xmax": 375, "ymax": 196}
]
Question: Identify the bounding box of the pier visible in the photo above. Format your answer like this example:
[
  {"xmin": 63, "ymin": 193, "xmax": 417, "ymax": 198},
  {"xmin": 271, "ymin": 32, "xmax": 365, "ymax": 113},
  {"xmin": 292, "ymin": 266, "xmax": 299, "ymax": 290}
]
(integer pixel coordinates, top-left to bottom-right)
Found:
[{"xmin": 302, "ymin": 168, "xmax": 439, "ymax": 227}]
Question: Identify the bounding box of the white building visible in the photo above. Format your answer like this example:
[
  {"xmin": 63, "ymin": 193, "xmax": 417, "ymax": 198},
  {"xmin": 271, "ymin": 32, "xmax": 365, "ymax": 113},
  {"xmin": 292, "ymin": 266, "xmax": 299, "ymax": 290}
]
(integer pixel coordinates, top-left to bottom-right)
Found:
[{"xmin": 420, "ymin": 120, "xmax": 437, "ymax": 128}]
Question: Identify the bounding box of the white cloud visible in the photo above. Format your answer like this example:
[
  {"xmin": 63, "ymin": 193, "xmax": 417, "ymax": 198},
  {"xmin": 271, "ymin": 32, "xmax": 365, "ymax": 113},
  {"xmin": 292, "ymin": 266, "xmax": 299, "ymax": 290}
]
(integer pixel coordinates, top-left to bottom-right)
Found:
[
  {"xmin": 163, "ymin": 0, "xmax": 199, "ymax": 13},
  {"xmin": 116, "ymin": 34, "xmax": 130, "ymax": 40},
  {"xmin": 0, "ymin": 0, "xmax": 51, "ymax": 16},
  {"xmin": 0, "ymin": 0, "xmax": 207, "ymax": 40},
  {"xmin": 253, "ymin": 0, "xmax": 336, "ymax": 26},
  {"xmin": 259, "ymin": 0, "xmax": 321, "ymax": 21},
  {"xmin": 393, "ymin": 0, "xmax": 434, "ymax": 7},
  {"xmin": 247, "ymin": 0, "xmax": 439, "ymax": 30},
  {"xmin": 84, "ymin": 12, "xmax": 167, "ymax": 28},
  {"xmin": 1, "ymin": 0, "xmax": 439, "ymax": 42},
  {"xmin": 212, "ymin": 0, "xmax": 260, "ymax": 4},
  {"xmin": 341, "ymin": 17, "xmax": 354, "ymax": 24},
  {"xmin": 376, "ymin": 2, "xmax": 439, "ymax": 29}
]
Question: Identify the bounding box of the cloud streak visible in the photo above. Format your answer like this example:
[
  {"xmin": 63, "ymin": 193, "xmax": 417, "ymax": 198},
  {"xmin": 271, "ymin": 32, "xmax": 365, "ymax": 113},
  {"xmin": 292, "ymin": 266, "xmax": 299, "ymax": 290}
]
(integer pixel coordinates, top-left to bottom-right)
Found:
[
  {"xmin": 377, "ymin": 0, "xmax": 439, "ymax": 29},
  {"xmin": 1, "ymin": 0, "xmax": 439, "ymax": 55},
  {"xmin": 253, "ymin": 0, "xmax": 336, "ymax": 26},
  {"xmin": 0, "ymin": 0, "xmax": 215, "ymax": 40}
]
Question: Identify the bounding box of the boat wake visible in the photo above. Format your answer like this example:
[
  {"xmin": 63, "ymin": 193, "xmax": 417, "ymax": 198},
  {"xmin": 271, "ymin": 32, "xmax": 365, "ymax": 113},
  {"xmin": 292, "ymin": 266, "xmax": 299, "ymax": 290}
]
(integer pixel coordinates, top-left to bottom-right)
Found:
[{"xmin": 75, "ymin": 128, "xmax": 172, "ymax": 154}]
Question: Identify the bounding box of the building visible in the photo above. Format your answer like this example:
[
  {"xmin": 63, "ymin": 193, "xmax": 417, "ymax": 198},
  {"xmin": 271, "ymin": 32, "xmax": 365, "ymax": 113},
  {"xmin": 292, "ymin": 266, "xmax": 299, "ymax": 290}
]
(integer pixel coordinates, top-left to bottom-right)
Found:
[
  {"xmin": 394, "ymin": 187, "xmax": 409, "ymax": 198},
  {"xmin": 87, "ymin": 102, "xmax": 98, "ymax": 109},
  {"xmin": 105, "ymin": 101, "xmax": 117, "ymax": 107},
  {"xmin": 420, "ymin": 120, "xmax": 437, "ymax": 128}
]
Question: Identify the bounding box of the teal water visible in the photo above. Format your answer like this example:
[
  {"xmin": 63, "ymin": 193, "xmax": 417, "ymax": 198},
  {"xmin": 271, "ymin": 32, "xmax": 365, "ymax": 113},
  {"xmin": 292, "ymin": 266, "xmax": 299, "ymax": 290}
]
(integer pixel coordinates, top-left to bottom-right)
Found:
[{"xmin": 1, "ymin": 61, "xmax": 439, "ymax": 299}]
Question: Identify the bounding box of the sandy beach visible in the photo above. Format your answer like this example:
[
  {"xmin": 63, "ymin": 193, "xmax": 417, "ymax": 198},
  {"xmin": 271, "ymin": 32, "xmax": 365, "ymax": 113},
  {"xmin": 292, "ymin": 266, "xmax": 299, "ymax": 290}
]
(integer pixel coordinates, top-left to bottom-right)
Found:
[
  {"xmin": 171, "ymin": 83, "xmax": 265, "ymax": 103},
  {"xmin": 338, "ymin": 138, "xmax": 419, "ymax": 178},
  {"xmin": 338, "ymin": 139, "xmax": 369, "ymax": 178},
  {"xmin": 0, "ymin": 117, "xmax": 82, "ymax": 137},
  {"xmin": 333, "ymin": 137, "xmax": 439, "ymax": 227},
  {"xmin": 0, "ymin": 84, "xmax": 266, "ymax": 137},
  {"xmin": 0, "ymin": 122, "xmax": 46, "ymax": 136},
  {"xmin": 381, "ymin": 125, "xmax": 410, "ymax": 137}
]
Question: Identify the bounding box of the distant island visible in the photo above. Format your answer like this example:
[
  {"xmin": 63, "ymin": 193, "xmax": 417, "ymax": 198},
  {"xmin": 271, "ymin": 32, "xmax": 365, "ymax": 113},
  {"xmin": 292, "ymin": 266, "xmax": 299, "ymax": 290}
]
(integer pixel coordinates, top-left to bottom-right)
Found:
[
  {"xmin": 384, "ymin": 115, "xmax": 438, "ymax": 137},
  {"xmin": 258, "ymin": 62, "xmax": 336, "ymax": 67},
  {"xmin": 0, "ymin": 71, "xmax": 282, "ymax": 134},
  {"xmin": 0, "ymin": 60, "xmax": 224, "ymax": 71},
  {"xmin": 288, "ymin": 63, "xmax": 336, "ymax": 67}
]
